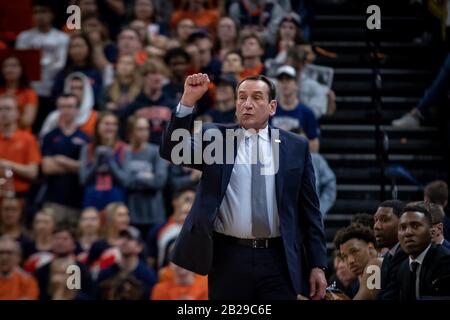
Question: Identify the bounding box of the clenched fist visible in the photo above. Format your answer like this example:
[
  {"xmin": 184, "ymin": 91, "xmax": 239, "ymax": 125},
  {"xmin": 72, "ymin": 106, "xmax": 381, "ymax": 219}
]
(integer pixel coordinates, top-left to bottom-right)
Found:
[{"xmin": 180, "ymin": 73, "xmax": 210, "ymax": 107}]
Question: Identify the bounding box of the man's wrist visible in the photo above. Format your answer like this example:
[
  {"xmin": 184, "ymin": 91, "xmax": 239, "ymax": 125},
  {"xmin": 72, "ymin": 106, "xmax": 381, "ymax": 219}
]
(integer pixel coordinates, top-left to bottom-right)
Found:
[
  {"xmin": 180, "ymin": 97, "xmax": 195, "ymax": 108},
  {"xmin": 312, "ymin": 266, "xmax": 327, "ymax": 273}
]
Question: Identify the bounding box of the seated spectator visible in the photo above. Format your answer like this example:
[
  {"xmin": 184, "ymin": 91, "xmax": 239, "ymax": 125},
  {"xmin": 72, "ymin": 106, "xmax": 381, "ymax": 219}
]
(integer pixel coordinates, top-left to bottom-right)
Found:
[
  {"xmin": 228, "ymin": 0, "xmax": 287, "ymax": 42},
  {"xmin": 286, "ymin": 45, "xmax": 336, "ymax": 118},
  {"xmin": 41, "ymin": 94, "xmax": 91, "ymax": 225},
  {"xmin": 163, "ymin": 47, "xmax": 192, "ymax": 103},
  {"xmin": 107, "ymin": 27, "xmax": 147, "ymax": 65},
  {"xmin": 117, "ymin": 59, "xmax": 176, "ymax": 145},
  {"xmin": 96, "ymin": 227, "xmax": 156, "ymax": 300},
  {"xmin": 0, "ymin": 56, "xmax": 38, "ymax": 131},
  {"xmin": 203, "ymin": 75, "xmax": 237, "ymax": 124},
  {"xmin": 113, "ymin": 116, "xmax": 168, "ymax": 235},
  {"xmin": 102, "ymin": 55, "xmax": 142, "ymax": 112},
  {"xmin": 130, "ymin": 0, "xmax": 168, "ymax": 38},
  {"xmin": 172, "ymin": 18, "xmax": 196, "ymax": 48},
  {"xmin": 265, "ymin": 13, "xmax": 303, "ymax": 63},
  {"xmin": 424, "ymin": 180, "xmax": 449, "ymax": 241},
  {"xmin": 272, "ymin": 65, "xmax": 320, "ymax": 152},
  {"xmin": 373, "ymin": 200, "xmax": 407, "ymax": 300},
  {"xmin": 81, "ymin": 12, "xmax": 115, "ymax": 89},
  {"xmin": 351, "ymin": 213, "xmax": 375, "ymax": 229},
  {"xmin": 221, "ymin": 50, "xmax": 245, "ymax": 83},
  {"xmin": 15, "ymin": 0, "xmax": 69, "ymax": 131},
  {"xmin": 425, "ymin": 202, "xmax": 450, "ymax": 249},
  {"xmin": 147, "ymin": 186, "xmax": 195, "ymax": 269},
  {"xmin": 334, "ymin": 223, "xmax": 382, "ymax": 300},
  {"xmin": 290, "ymin": 127, "xmax": 335, "ymax": 216},
  {"xmin": 240, "ymin": 33, "xmax": 266, "ymax": 78},
  {"xmin": 0, "ymin": 197, "xmax": 34, "ymax": 261},
  {"xmin": 327, "ymin": 249, "xmax": 358, "ymax": 299},
  {"xmin": 76, "ymin": 207, "xmax": 100, "ymax": 264},
  {"xmin": 87, "ymin": 202, "xmax": 133, "ymax": 279},
  {"xmin": 170, "ymin": 0, "xmax": 219, "ymax": 36},
  {"xmin": 151, "ymin": 262, "xmax": 208, "ymax": 300},
  {"xmin": 79, "ymin": 112, "xmax": 127, "ymax": 210},
  {"xmin": 52, "ymin": 32, "xmax": 103, "ymax": 105},
  {"xmin": 397, "ymin": 204, "xmax": 450, "ymax": 299},
  {"xmin": 35, "ymin": 225, "xmax": 92, "ymax": 300},
  {"xmin": 214, "ymin": 17, "xmax": 239, "ymax": 60},
  {"xmin": 392, "ymin": 53, "xmax": 450, "ymax": 128},
  {"xmin": 40, "ymin": 72, "xmax": 98, "ymax": 139},
  {"xmin": 164, "ymin": 47, "xmax": 213, "ymax": 115},
  {"xmin": 187, "ymin": 31, "xmax": 222, "ymax": 83},
  {"xmin": 0, "ymin": 236, "xmax": 39, "ymax": 300},
  {"xmin": 0, "ymin": 95, "xmax": 41, "ymax": 197},
  {"xmin": 24, "ymin": 208, "xmax": 56, "ymax": 273}
]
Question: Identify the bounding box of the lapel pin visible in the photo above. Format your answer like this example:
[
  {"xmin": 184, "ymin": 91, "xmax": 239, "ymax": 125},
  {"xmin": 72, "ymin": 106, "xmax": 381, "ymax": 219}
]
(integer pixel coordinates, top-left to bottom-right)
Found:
[{"xmin": 275, "ymin": 139, "xmax": 281, "ymax": 143}]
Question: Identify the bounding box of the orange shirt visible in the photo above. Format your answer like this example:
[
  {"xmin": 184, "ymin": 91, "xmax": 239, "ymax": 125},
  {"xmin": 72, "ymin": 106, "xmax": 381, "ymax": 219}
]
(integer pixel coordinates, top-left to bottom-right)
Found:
[
  {"xmin": 0, "ymin": 268, "xmax": 39, "ymax": 300},
  {"xmin": 0, "ymin": 129, "xmax": 41, "ymax": 193},
  {"xmin": 0, "ymin": 87, "xmax": 38, "ymax": 130},
  {"xmin": 151, "ymin": 275, "xmax": 208, "ymax": 300},
  {"xmin": 171, "ymin": 9, "xmax": 220, "ymax": 34},
  {"xmin": 79, "ymin": 110, "xmax": 97, "ymax": 138},
  {"xmin": 240, "ymin": 63, "xmax": 264, "ymax": 79}
]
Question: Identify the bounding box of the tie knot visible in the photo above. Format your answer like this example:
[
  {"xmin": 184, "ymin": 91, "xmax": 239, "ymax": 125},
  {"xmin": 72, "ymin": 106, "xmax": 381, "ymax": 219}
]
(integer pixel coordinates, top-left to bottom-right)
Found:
[{"xmin": 410, "ymin": 261, "xmax": 420, "ymax": 273}]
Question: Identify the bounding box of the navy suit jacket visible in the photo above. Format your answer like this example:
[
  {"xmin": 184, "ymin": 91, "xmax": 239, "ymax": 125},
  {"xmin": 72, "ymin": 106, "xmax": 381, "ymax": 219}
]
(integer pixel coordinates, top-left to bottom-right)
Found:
[{"xmin": 160, "ymin": 111, "xmax": 327, "ymax": 294}]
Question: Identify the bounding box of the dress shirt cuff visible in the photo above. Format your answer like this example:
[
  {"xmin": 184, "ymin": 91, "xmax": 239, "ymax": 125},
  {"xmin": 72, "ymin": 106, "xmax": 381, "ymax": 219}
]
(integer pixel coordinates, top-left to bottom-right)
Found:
[{"xmin": 176, "ymin": 103, "xmax": 195, "ymax": 118}]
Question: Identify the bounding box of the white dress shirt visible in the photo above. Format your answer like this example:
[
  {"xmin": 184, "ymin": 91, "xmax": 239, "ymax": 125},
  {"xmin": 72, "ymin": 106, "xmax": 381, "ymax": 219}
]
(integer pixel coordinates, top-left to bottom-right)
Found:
[{"xmin": 176, "ymin": 103, "xmax": 280, "ymax": 239}]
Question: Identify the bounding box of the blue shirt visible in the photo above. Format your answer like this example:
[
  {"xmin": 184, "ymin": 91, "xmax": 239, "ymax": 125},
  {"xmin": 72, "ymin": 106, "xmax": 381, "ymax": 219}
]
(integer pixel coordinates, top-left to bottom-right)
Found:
[
  {"xmin": 41, "ymin": 127, "xmax": 90, "ymax": 208},
  {"xmin": 271, "ymin": 102, "xmax": 320, "ymax": 139}
]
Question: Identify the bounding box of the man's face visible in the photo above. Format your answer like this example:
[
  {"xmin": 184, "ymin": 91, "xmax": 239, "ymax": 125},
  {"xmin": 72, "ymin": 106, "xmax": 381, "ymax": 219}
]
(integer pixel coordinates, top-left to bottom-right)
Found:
[
  {"xmin": 223, "ymin": 53, "xmax": 244, "ymax": 74},
  {"xmin": 69, "ymin": 79, "xmax": 84, "ymax": 102},
  {"xmin": 242, "ymin": 38, "xmax": 263, "ymax": 59},
  {"xmin": 119, "ymin": 237, "xmax": 142, "ymax": 258},
  {"xmin": 215, "ymin": 85, "xmax": 235, "ymax": 112},
  {"xmin": 173, "ymin": 190, "xmax": 195, "ymax": 213},
  {"xmin": 57, "ymin": 97, "xmax": 78, "ymax": 124},
  {"xmin": 0, "ymin": 97, "xmax": 18, "ymax": 126},
  {"xmin": 373, "ymin": 207, "xmax": 399, "ymax": 249},
  {"xmin": 32, "ymin": 6, "xmax": 53, "ymax": 28},
  {"xmin": 236, "ymin": 80, "xmax": 276, "ymax": 130},
  {"xmin": 144, "ymin": 72, "xmax": 164, "ymax": 92},
  {"xmin": 196, "ymin": 38, "xmax": 212, "ymax": 68},
  {"xmin": 52, "ymin": 231, "xmax": 75, "ymax": 257},
  {"xmin": 218, "ymin": 18, "xmax": 236, "ymax": 42},
  {"xmin": 277, "ymin": 76, "xmax": 297, "ymax": 97},
  {"xmin": 0, "ymin": 240, "xmax": 19, "ymax": 274},
  {"xmin": 118, "ymin": 30, "xmax": 142, "ymax": 56},
  {"xmin": 398, "ymin": 211, "xmax": 431, "ymax": 258},
  {"xmin": 340, "ymin": 238, "xmax": 372, "ymax": 276},
  {"xmin": 168, "ymin": 56, "xmax": 189, "ymax": 79},
  {"xmin": 0, "ymin": 199, "xmax": 22, "ymax": 227}
]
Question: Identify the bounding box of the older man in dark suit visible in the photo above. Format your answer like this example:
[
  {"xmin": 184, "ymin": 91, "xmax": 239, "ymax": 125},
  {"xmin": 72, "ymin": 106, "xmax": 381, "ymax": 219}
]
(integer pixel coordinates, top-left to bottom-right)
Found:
[{"xmin": 160, "ymin": 73, "xmax": 327, "ymax": 300}]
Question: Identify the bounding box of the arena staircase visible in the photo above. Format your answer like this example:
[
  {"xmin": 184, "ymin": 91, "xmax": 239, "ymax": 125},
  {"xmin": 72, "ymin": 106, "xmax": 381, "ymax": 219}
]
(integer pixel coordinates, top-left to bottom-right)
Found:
[{"xmin": 309, "ymin": 0, "xmax": 449, "ymax": 253}]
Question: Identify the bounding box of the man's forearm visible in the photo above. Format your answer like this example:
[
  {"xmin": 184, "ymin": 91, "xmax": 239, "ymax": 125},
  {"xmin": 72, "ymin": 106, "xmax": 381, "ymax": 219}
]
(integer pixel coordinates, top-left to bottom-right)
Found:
[{"xmin": 10, "ymin": 162, "xmax": 38, "ymax": 180}]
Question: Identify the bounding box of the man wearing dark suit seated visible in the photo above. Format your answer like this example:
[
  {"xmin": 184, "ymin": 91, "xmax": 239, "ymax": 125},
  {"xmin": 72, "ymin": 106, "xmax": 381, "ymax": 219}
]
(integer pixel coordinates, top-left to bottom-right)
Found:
[
  {"xmin": 397, "ymin": 203, "xmax": 450, "ymax": 300},
  {"xmin": 426, "ymin": 202, "xmax": 450, "ymax": 250},
  {"xmin": 374, "ymin": 200, "xmax": 408, "ymax": 300},
  {"xmin": 160, "ymin": 73, "xmax": 327, "ymax": 300}
]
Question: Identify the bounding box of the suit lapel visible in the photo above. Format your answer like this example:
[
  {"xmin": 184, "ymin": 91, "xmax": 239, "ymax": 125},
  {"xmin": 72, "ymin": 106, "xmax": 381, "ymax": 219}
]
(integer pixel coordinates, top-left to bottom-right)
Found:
[
  {"xmin": 220, "ymin": 125, "xmax": 241, "ymax": 198},
  {"xmin": 271, "ymin": 126, "xmax": 286, "ymax": 208}
]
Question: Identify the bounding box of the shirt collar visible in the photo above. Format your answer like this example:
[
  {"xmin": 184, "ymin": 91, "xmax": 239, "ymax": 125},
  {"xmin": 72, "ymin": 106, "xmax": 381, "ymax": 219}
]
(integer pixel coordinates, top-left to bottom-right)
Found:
[
  {"xmin": 242, "ymin": 125, "xmax": 270, "ymax": 142},
  {"xmin": 389, "ymin": 242, "xmax": 400, "ymax": 256},
  {"xmin": 409, "ymin": 244, "xmax": 432, "ymax": 270}
]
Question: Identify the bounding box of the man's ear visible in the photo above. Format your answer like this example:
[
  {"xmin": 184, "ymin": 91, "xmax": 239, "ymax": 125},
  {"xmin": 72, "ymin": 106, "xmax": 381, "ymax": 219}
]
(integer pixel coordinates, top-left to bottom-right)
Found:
[{"xmin": 269, "ymin": 99, "xmax": 277, "ymax": 116}]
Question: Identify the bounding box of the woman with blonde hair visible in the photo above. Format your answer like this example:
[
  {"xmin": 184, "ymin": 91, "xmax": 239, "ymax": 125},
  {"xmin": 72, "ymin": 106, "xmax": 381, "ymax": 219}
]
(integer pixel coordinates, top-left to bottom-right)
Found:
[
  {"xmin": 76, "ymin": 207, "xmax": 100, "ymax": 263},
  {"xmin": 86, "ymin": 202, "xmax": 137, "ymax": 280},
  {"xmin": 102, "ymin": 55, "xmax": 142, "ymax": 112}
]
